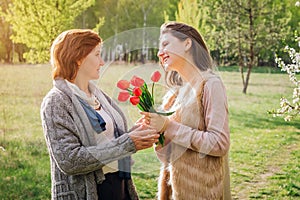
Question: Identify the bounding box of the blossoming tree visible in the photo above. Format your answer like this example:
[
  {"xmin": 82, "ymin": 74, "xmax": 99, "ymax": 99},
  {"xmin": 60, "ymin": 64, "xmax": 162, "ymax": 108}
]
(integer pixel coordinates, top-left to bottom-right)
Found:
[
  {"xmin": 272, "ymin": 2, "xmax": 300, "ymax": 121},
  {"xmin": 273, "ymin": 37, "xmax": 300, "ymax": 121}
]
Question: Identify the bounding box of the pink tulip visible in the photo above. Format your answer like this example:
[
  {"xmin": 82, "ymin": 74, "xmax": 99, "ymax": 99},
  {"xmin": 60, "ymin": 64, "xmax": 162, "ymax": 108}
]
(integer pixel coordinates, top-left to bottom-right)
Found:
[
  {"xmin": 133, "ymin": 87, "xmax": 142, "ymax": 97},
  {"xmin": 130, "ymin": 96, "xmax": 140, "ymax": 105},
  {"xmin": 118, "ymin": 91, "xmax": 130, "ymax": 102},
  {"xmin": 151, "ymin": 71, "xmax": 161, "ymax": 82},
  {"xmin": 117, "ymin": 80, "xmax": 130, "ymax": 90},
  {"xmin": 130, "ymin": 75, "xmax": 145, "ymax": 87}
]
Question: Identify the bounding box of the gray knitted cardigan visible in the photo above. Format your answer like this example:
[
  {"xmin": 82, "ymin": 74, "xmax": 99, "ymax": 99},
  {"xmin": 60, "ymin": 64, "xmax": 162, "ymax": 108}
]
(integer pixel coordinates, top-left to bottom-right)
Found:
[{"xmin": 40, "ymin": 79, "xmax": 139, "ymax": 200}]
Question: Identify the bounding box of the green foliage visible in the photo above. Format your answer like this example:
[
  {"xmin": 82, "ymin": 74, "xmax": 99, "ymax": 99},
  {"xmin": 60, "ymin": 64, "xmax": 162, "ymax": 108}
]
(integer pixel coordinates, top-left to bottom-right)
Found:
[
  {"xmin": 0, "ymin": 0, "xmax": 13, "ymax": 63},
  {"xmin": 174, "ymin": 0, "xmax": 201, "ymax": 29},
  {"xmin": 117, "ymin": 0, "xmax": 167, "ymax": 31},
  {"xmin": 3, "ymin": 0, "xmax": 95, "ymax": 63},
  {"xmin": 197, "ymin": 1, "xmax": 219, "ymax": 50},
  {"xmin": 1, "ymin": 0, "xmax": 299, "ymax": 67},
  {"xmin": 164, "ymin": 0, "xmax": 217, "ymax": 50},
  {"xmin": 208, "ymin": 0, "xmax": 295, "ymax": 93},
  {"xmin": 85, "ymin": 0, "xmax": 169, "ymax": 40},
  {"xmin": 93, "ymin": 17, "xmax": 105, "ymax": 34},
  {"xmin": 213, "ymin": 0, "xmax": 292, "ymax": 66},
  {"xmin": 255, "ymin": 0, "xmax": 292, "ymax": 63},
  {"xmin": 74, "ymin": 0, "xmax": 118, "ymax": 40},
  {"xmin": 163, "ymin": 0, "xmax": 179, "ymax": 22}
]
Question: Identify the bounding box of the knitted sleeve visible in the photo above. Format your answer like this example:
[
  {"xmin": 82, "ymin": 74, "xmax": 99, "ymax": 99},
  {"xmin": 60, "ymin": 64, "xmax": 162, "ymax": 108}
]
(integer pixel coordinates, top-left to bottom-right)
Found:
[{"xmin": 163, "ymin": 78, "xmax": 230, "ymax": 157}]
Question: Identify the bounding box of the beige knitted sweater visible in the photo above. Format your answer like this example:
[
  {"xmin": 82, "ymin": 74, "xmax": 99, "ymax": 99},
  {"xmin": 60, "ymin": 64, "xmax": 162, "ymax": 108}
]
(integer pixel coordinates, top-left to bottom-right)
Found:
[{"xmin": 156, "ymin": 71, "xmax": 231, "ymax": 200}]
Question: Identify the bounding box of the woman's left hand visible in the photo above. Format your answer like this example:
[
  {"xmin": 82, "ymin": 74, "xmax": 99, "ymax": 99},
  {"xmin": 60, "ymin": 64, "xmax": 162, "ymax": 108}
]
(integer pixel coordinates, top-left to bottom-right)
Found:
[{"xmin": 140, "ymin": 112, "xmax": 169, "ymax": 132}]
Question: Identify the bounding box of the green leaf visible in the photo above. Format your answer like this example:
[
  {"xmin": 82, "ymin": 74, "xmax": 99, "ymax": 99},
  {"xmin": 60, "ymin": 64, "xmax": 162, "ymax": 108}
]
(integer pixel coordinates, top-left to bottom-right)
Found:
[
  {"xmin": 151, "ymin": 82, "xmax": 155, "ymax": 104},
  {"xmin": 156, "ymin": 133, "xmax": 165, "ymax": 146},
  {"xmin": 137, "ymin": 100, "xmax": 148, "ymax": 111}
]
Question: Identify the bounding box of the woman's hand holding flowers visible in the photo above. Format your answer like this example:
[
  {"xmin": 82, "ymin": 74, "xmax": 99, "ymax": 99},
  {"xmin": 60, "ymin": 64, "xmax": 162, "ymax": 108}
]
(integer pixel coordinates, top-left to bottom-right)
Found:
[{"xmin": 140, "ymin": 112, "xmax": 170, "ymax": 133}]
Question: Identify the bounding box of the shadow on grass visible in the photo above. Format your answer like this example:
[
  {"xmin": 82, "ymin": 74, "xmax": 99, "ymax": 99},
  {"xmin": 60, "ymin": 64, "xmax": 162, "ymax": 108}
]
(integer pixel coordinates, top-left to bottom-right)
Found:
[
  {"xmin": 230, "ymin": 110, "xmax": 300, "ymax": 130},
  {"xmin": 132, "ymin": 172, "xmax": 158, "ymax": 179},
  {"xmin": 217, "ymin": 66, "xmax": 284, "ymax": 74}
]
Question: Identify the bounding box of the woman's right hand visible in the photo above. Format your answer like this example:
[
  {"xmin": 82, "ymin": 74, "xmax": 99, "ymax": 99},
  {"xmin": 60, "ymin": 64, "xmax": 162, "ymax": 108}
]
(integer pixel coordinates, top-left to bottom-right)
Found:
[{"xmin": 128, "ymin": 125, "xmax": 160, "ymax": 151}]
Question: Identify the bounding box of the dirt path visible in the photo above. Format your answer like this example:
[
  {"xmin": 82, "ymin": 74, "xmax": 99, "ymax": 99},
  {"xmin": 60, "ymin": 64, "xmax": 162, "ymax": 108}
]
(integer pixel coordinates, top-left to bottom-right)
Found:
[{"xmin": 232, "ymin": 141, "xmax": 299, "ymax": 199}]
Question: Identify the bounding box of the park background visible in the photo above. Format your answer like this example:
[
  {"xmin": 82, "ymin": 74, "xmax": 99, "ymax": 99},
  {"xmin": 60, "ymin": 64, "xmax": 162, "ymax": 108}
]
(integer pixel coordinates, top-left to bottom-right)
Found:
[{"xmin": 0, "ymin": 0, "xmax": 299, "ymax": 199}]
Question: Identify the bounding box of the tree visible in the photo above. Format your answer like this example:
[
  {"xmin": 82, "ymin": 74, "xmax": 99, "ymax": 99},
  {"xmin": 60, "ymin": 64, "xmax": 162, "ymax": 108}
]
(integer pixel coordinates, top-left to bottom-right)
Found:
[
  {"xmin": 3, "ymin": 0, "xmax": 95, "ymax": 63},
  {"xmin": 76, "ymin": 0, "xmax": 119, "ymax": 40},
  {"xmin": 99, "ymin": 0, "xmax": 169, "ymax": 63},
  {"xmin": 163, "ymin": 0, "xmax": 179, "ymax": 22},
  {"xmin": 271, "ymin": 2, "xmax": 300, "ymax": 121},
  {"xmin": 0, "ymin": 0, "xmax": 26, "ymax": 63},
  {"xmin": 215, "ymin": 0, "xmax": 291, "ymax": 94},
  {"xmin": 165, "ymin": 0, "xmax": 213, "ymax": 39},
  {"xmin": 174, "ymin": 0, "xmax": 201, "ymax": 29},
  {"xmin": 0, "ymin": 0, "xmax": 13, "ymax": 63},
  {"xmin": 164, "ymin": 0, "xmax": 218, "ymax": 61},
  {"xmin": 275, "ymin": 0, "xmax": 300, "ymax": 63},
  {"xmin": 272, "ymin": 36, "xmax": 300, "ymax": 121}
]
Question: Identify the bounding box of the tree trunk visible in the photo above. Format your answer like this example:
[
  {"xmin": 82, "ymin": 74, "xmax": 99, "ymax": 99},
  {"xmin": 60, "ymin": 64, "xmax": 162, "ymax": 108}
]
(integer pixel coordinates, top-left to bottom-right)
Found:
[
  {"xmin": 243, "ymin": 0, "xmax": 254, "ymax": 94},
  {"xmin": 237, "ymin": 15, "xmax": 246, "ymax": 88},
  {"xmin": 243, "ymin": 66, "xmax": 252, "ymax": 94},
  {"xmin": 4, "ymin": 50, "xmax": 11, "ymax": 63}
]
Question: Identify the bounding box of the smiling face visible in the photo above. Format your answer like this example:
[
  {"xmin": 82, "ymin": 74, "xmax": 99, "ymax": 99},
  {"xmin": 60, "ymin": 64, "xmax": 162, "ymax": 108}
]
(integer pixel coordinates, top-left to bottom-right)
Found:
[
  {"xmin": 157, "ymin": 32, "xmax": 188, "ymax": 72},
  {"xmin": 77, "ymin": 44, "xmax": 105, "ymax": 81}
]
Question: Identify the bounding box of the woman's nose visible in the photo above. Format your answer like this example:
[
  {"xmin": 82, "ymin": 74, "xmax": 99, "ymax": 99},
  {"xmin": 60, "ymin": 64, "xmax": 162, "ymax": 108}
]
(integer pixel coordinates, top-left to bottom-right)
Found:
[
  {"xmin": 157, "ymin": 49, "xmax": 164, "ymax": 57},
  {"xmin": 99, "ymin": 57, "xmax": 105, "ymax": 66}
]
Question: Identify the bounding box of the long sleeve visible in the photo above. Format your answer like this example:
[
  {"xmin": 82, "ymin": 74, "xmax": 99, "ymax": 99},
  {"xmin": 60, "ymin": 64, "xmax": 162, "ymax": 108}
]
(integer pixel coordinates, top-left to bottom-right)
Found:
[
  {"xmin": 41, "ymin": 90, "xmax": 136, "ymax": 176},
  {"xmin": 163, "ymin": 78, "xmax": 230, "ymax": 157}
]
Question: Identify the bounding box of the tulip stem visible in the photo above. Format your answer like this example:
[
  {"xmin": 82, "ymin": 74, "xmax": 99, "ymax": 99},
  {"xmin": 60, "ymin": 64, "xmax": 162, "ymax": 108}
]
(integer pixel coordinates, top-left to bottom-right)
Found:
[{"xmin": 151, "ymin": 82, "xmax": 155, "ymax": 104}]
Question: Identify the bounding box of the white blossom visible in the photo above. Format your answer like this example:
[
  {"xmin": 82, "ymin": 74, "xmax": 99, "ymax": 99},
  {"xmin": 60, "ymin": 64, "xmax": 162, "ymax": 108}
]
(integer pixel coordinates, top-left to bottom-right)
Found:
[{"xmin": 274, "ymin": 35, "xmax": 300, "ymax": 120}]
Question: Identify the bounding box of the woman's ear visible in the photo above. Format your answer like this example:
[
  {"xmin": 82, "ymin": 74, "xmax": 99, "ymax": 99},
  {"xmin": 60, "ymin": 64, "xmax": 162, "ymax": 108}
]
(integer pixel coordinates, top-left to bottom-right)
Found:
[{"xmin": 184, "ymin": 38, "xmax": 192, "ymax": 52}]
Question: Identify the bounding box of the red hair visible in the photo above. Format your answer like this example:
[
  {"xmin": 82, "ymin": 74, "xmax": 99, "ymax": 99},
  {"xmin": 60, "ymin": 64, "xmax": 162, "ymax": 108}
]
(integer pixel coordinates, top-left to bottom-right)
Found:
[{"xmin": 50, "ymin": 29, "xmax": 102, "ymax": 82}]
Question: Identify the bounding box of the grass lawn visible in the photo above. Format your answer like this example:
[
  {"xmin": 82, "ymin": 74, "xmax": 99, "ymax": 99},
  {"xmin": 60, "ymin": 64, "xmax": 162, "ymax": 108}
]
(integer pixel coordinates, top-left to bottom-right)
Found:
[{"xmin": 0, "ymin": 63, "xmax": 299, "ymax": 199}]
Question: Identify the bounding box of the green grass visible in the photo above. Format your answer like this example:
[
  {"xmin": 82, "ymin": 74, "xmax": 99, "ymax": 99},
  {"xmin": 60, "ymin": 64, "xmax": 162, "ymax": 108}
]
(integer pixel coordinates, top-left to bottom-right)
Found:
[{"xmin": 0, "ymin": 64, "xmax": 299, "ymax": 199}]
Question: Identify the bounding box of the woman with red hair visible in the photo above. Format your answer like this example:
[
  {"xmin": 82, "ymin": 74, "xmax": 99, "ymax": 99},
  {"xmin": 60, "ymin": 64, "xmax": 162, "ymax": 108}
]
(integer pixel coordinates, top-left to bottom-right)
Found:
[{"xmin": 41, "ymin": 29, "xmax": 159, "ymax": 200}]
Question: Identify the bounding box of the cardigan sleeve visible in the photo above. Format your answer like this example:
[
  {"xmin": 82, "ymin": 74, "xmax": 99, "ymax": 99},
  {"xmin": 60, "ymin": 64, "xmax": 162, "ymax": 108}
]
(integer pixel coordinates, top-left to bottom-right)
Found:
[
  {"xmin": 163, "ymin": 79, "xmax": 230, "ymax": 157},
  {"xmin": 41, "ymin": 90, "xmax": 136, "ymax": 176}
]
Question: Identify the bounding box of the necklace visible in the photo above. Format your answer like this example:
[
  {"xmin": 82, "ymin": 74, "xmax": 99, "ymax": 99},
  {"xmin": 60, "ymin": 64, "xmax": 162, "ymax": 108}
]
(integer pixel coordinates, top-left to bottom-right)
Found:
[{"xmin": 92, "ymin": 96, "xmax": 101, "ymax": 110}]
